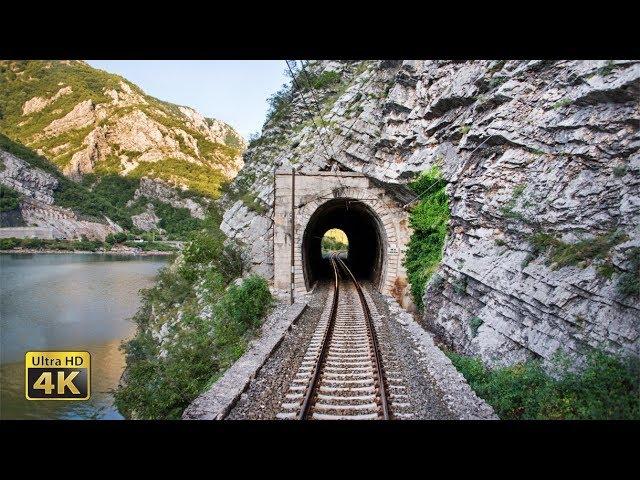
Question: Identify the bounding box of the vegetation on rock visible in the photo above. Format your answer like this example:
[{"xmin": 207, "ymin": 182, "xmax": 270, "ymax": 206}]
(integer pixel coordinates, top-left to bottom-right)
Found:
[
  {"xmin": 529, "ymin": 229, "xmax": 628, "ymax": 270},
  {"xmin": 0, "ymin": 61, "xmax": 244, "ymax": 191},
  {"xmin": 618, "ymin": 247, "xmax": 640, "ymax": 298},
  {"xmin": 0, "ymin": 236, "xmax": 176, "ymax": 252},
  {"xmin": 404, "ymin": 166, "xmax": 450, "ymax": 310},
  {"xmin": 1, "ymin": 134, "xmax": 210, "ymax": 240},
  {"xmin": 0, "ymin": 184, "xmax": 21, "ymax": 212},
  {"xmin": 448, "ymin": 350, "xmax": 640, "ymax": 419},
  {"xmin": 114, "ymin": 211, "xmax": 273, "ymax": 419}
]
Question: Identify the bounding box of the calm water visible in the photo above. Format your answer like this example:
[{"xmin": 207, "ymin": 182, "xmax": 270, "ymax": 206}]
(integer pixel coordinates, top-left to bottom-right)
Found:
[{"xmin": 0, "ymin": 253, "xmax": 167, "ymax": 419}]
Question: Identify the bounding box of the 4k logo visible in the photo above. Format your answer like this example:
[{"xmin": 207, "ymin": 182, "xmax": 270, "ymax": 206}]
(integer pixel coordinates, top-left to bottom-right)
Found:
[{"xmin": 25, "ymin": 352, "xmax": 90, "ymax": 400}]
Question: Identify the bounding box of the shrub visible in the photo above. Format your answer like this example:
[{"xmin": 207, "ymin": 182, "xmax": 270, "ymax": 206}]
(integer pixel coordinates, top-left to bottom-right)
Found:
[
  {"xmin": 114, "ymin": 275, "xmax": 273, "ymax": 419},
  {"xmin": 0, "ymin": 237, "xmax": 20, "ymax": 249},
  {"xmin": 298, "ymin": 69, "xmax": 342, "ymax": 90},
  {"xmin": 613, "ymin": 165, "xmax": 627, "ymax": 177},
  {"xmin": 240, "ymin": 192, "xmax": 268, "ymax": 214},
  {"xmin": 403, "ymin": 166, "xmax": 450, "ymax": 310},
  {"xmin": 0, "ymin": 184, "xmax": 21, "ymax": 212},
  {"xmin": 453, "ymin": 276, "xmax": 467, "ymax": 294},
  {"xmin": 448, "ymin": 350, "xmax": 640, "ymax": 419},
  {"xmin": 552, "ymin": 98, "xmax": 572, "ymax": 109},
  {"xmin": 106, "ymin": 232, "xmax": 127, "ymax": 244},
  {"xmin": 153, "ymin": 201, "xmax": 203, "ymax": 237}
]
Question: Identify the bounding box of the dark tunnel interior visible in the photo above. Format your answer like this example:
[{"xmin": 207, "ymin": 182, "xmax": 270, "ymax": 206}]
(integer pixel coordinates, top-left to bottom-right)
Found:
[{"xmin": 302, "ymin": 198, "xmax": 385, "ymax": 289}]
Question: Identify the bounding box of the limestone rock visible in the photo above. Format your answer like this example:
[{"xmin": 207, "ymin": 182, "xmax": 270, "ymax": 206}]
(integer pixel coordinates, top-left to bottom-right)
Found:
[
  {"xmin": 133, "ymin": 177, "xmax": 207, "ymax": 219},
  {"xmin": 222, "ymin": 60, "xmax": 640, "ymax": 367},
  {"xmin": 131, "ymin": 203, "xmax": 162, "ymax": 232},
  {"xmin": 0, "ymin": 151, "xmax": 121, "ymax": 240},
  {"xmin": 0, "ymin": 150, "xmax": 58, "ymax": 204},
  {"xmin": 22, "ymin": 86, "xmax": 72, "ymax": 115}
]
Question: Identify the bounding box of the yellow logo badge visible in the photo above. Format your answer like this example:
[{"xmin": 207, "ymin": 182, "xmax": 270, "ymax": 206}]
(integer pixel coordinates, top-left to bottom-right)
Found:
[{"xmin": 25, "ymin": 351, "xmax": 91, "ymax": 400}]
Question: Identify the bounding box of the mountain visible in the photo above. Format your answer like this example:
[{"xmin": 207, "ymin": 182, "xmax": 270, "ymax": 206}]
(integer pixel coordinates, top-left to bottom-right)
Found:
[
  {"xmin": 0, "ymin": 60, "xmax": 245, "ymax": 196},
  {"xmin": 220, "ymin": 60, "xmax": 639, "ymax": 369},
  {"xmin": 0, "ymin": 60, "xmax": 246, "ymax": 241}
]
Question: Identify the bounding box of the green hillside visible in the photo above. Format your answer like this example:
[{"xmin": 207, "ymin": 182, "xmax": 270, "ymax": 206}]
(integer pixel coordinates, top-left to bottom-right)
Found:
[{"xmin": 0, "ymin": 60, "xmax": 245, "ymax": 198}]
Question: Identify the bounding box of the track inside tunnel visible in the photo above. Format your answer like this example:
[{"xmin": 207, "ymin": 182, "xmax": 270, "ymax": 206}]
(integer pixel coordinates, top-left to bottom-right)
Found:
[{"xmin": 302, "ymin": 198, "xmax": 386, "ymax": 291}]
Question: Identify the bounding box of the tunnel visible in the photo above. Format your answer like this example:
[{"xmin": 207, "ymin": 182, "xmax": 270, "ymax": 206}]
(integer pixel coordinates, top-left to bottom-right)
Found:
[{"xmin": 302, "ymin": 198, "xmax": 386, "ymax": 290}]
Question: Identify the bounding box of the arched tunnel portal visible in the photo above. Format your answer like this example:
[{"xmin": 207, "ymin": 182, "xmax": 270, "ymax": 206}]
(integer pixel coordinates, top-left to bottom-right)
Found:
[
  {"xmin": 273, "ymin": 171, "xmax": 413, "ymax": 303},
  {"xmin": 302, "ymin": 198, "xmax": 386, "ymax": 290}
]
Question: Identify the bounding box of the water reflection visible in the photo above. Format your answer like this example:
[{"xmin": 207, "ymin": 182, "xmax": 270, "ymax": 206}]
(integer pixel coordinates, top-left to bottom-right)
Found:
[{"xmin": 0, "ymin": 253, "xmax": 167, "ymax": 419}]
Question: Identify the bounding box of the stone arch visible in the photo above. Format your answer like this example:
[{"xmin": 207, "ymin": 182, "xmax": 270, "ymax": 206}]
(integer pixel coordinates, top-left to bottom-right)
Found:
[
  {"xmin": 273, "ymin": 173, "xmax": 410, "ymax": 298},
  {"xmin": 299, "ymin": 196, "xmax": 388, "ymax": 291}
]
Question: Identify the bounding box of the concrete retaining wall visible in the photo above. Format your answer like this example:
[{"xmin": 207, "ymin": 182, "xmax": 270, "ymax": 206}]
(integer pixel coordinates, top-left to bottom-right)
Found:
[
  {"xmin": 0, "ymin": 227, "xmax": 54, "ymax": 239},
  {"xmin": 183, "ymin": 300, "xmax": 308, "ymax": 420}
]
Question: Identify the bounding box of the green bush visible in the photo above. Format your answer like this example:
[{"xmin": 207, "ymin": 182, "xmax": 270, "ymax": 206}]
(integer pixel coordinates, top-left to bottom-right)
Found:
[
  {"xmin": 106, "ymin": 232, "xmax": 127, "ymax": 244},
  {"xmin": 448, "ymin": 350, "xmax": 640, "ymax": 419},
  {"xmin": 403, "ymin": 166, "xmax": 450, "ymax": 309},
  {"xmin": 114, "ymin": 275, "xmax": 273, "ymax": 419},
  {"xmin": 153, "ymin": 201, "xmax": 203, "ymax": 237},
  {"xmin": 298, "ymin": 69, "xmax": 342, "ymax": 90},
  {"xmin": 0, "ymin": 237, "xmax": 20, "ymax": 250},
  {"xmin": 0, "ymin": 184, "xmax": 21, "ymax": 212}
]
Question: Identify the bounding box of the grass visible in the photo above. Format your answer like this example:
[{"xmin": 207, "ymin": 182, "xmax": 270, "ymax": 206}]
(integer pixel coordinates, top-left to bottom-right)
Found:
[
  {"xmin": 447, "ymin": 350, "xmax": 640, "ymax": 419},
  {"xmin": 240, "ymin": 192, "xmax": 268, "ymax": 214},
  {"xmin": 552, "ymin": 98, "xmax": 572, "ymax": 109},
  {"xmin": 529, "ymin": 229, "xmax": 628, "ymax": 270},
  {"xmin": 403, "ymin": 166, "xmax": 450, "ymax": 310},
  {"xmin": 500, "ymin": 184, "xmax": 527, "ymax": 221}
]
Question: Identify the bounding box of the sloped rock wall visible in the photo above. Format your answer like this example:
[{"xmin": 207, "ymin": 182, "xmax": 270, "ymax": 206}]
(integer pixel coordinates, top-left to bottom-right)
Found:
[{"xmin": 223, "ymin": 60, "xmax": 640, "ymax": 366}]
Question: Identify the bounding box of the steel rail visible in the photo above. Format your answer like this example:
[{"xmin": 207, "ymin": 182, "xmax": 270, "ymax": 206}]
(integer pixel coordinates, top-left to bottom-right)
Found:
[
  {"xmin": 335, "ymin": 256, "xmax": 390, "ymax": 420},
  {"xmin": 298, "ymin": 253, "xmax": 341, "ymax": 419}
]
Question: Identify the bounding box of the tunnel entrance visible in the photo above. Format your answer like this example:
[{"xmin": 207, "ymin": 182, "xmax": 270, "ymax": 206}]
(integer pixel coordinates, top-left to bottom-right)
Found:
[{"xmin": 302, "ymin": 198, "xmax": 386, "ymax": 290}]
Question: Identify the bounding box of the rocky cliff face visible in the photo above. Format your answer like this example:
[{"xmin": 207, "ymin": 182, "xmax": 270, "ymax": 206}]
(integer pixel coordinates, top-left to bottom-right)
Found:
[
  {"xmin": 0, "ymin": 60, "xmax": 245, "ymax": 196},
  {"xmin": 222, "ymin": 60, "xmax": 639, "ymax": 367},
  {"xmin": 0, "ymin": 150, "xmax": 121, "ymax": 240}
]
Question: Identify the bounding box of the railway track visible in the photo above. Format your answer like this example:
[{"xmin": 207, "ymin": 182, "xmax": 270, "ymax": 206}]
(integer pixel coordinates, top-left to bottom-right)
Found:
[{"xmin": 276, "ymin": 253, "xmax": 412, "ymax": 420}]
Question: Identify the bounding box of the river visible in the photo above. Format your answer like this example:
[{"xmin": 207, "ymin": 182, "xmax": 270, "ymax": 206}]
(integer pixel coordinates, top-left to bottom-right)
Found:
[{"xmin": 0, "ymin": 253, "xmax": 168, "ymax": 419}]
